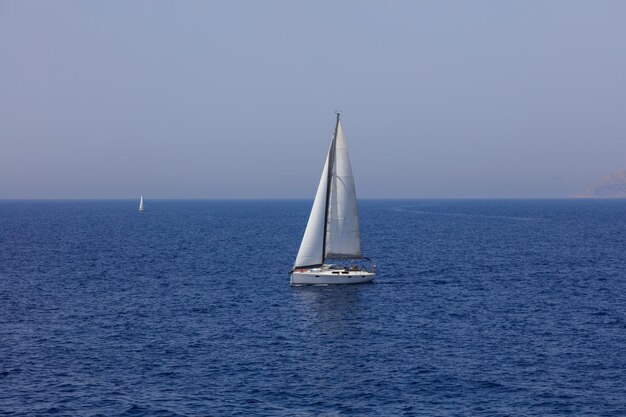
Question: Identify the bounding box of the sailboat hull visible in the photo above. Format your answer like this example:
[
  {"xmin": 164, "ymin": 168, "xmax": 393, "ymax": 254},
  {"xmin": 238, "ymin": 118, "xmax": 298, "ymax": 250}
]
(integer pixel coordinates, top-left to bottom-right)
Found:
[{"xmin": 290, "ymin": 270, "xmax": 375, "ymax": 285}]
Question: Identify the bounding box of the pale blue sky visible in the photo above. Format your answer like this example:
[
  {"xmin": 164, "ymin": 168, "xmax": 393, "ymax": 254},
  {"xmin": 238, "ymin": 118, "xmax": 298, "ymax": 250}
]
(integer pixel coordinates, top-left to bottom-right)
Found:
[{"xmin": 1, "ymin": 1, "xmax": 625, "ymax": 198}]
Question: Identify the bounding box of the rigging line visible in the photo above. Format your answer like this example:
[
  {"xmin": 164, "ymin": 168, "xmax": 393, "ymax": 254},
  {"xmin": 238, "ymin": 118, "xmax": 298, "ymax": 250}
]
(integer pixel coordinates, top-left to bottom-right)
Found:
[{"xmin": 322, "ymin": 113, "xmax": 340, "ymax": 262}]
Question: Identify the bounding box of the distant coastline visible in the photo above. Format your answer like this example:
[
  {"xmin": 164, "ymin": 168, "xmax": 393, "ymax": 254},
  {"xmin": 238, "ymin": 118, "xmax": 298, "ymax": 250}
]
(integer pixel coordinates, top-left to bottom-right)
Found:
[{"xmin": 575, "ymin": 170, "xmax": 626, "ymax": 198}]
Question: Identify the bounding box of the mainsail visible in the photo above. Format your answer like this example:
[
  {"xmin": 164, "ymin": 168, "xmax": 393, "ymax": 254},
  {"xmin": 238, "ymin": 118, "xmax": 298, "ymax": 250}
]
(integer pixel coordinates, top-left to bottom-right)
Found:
[
  {"xmin": 139, "ymin": 195, "xmax": 144, "ymax": 212},
  {"xmin": 294, "ymin": 114, "xmax": 362, "ymax": 268},
  {"xmin": 325, "ymin": 120, "xmax": 361, "ymax": 259}
]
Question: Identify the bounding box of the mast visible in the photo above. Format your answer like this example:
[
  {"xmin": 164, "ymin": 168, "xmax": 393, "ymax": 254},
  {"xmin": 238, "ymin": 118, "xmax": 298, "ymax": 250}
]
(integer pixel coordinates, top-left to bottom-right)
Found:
[{"xmin": 321, "ymin": 112, "xmax": 340, "ymax": 263}]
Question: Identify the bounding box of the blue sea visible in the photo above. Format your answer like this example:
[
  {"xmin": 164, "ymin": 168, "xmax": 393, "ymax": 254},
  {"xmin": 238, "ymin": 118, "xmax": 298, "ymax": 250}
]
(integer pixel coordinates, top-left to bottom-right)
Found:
[{"xmin": 1, "ymin": 199, "xmax": 625, "ymax": 416}]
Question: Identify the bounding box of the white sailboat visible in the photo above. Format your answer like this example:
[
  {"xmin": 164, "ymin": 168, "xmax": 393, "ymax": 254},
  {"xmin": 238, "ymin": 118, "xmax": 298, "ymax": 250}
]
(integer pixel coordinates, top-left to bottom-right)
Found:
[
  {"xmin": 290, "ymin": 113, "xmax": 376, "ymax": 285},
  {"xmin": 138, "ymin": 195, "xmax": 144, "ymax": 212}
]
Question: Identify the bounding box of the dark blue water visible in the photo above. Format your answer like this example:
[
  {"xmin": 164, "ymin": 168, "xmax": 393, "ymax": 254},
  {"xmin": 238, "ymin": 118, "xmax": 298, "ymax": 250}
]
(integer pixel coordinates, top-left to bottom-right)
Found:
[{"xmin": 1, "ymin": 200, "xmax": 625, "ymax": 416}]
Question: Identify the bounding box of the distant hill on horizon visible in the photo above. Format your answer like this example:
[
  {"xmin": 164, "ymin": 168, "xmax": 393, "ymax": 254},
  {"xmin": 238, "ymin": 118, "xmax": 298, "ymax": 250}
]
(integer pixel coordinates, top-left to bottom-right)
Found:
[{"xmin": 575, "ymin": 170, "xmax": 626, "ymax": 198}]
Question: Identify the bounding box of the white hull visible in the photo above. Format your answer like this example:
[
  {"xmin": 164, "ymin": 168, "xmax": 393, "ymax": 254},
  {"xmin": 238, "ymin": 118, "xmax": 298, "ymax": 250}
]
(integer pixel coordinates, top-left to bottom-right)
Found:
[{"xmin": 290, "ymin": 270, "xmax": 375, "ymax": 285}]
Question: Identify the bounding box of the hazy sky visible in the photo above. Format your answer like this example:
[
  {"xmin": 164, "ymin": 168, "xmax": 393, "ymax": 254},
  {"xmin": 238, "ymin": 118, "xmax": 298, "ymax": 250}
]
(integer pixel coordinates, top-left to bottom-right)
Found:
[{"xmin": 2, "ymin": 1, "xmax": 626, "ymax": 198}]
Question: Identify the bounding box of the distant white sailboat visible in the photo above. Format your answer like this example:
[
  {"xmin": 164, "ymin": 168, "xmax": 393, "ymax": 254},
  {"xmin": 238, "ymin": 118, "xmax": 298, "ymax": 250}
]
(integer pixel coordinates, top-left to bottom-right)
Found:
[
  {"xmin": 138, "ymin": 195, "xmax": 144, "ymax": 212},
  {"xmin": 290, "ymin": 113, "xmax": 376, "ymax": 285}
]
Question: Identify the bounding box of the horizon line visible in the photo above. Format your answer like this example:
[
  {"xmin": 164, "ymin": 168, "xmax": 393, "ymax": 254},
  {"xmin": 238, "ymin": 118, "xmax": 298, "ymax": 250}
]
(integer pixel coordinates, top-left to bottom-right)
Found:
[{"xmin": 0, "ymin": 196, "xmax": 620, "ymax": 201}]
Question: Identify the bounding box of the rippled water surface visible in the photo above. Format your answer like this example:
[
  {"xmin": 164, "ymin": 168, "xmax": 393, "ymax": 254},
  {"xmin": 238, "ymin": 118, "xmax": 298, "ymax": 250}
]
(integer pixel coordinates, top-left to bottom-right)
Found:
[{"xmin": 1, "ymin": 199, "xmax": 626, "ymax": 416}]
